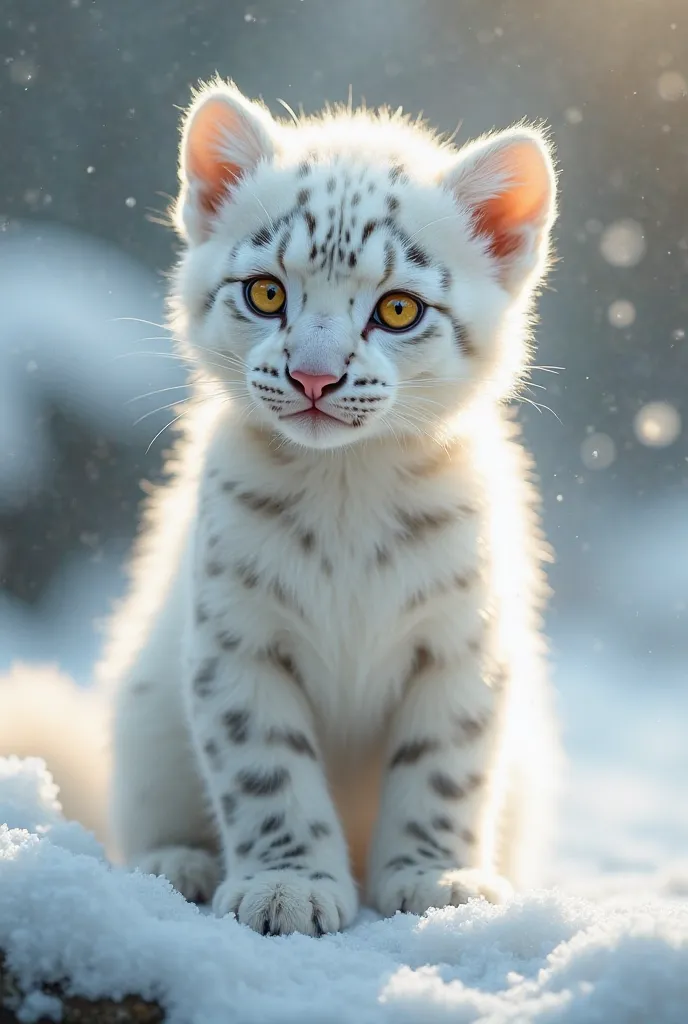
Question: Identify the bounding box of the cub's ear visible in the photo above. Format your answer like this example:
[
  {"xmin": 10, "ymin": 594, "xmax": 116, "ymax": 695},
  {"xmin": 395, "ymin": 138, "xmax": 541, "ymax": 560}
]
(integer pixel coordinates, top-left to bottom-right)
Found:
[
  {"xmin": 175, "ymin": 80, "xmax": 278, "ymax": 243},
  {"xmin": 441, "ymin": 126, "xmax": 557, "ymax": 293}
]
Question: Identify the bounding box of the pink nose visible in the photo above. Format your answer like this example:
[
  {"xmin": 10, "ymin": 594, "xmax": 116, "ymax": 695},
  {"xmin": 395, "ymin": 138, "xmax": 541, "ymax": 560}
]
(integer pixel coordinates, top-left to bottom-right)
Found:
[{"xmin": 288, "ymin": 370, "xmax": 340, "ymax": 401}]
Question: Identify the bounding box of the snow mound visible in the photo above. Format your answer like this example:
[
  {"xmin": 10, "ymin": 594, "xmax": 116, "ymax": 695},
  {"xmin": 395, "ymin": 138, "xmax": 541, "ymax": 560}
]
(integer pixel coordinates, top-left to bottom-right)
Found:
[{"xmin": 1, "ymin": 758, "xmax": 687, "ymax": 1024}]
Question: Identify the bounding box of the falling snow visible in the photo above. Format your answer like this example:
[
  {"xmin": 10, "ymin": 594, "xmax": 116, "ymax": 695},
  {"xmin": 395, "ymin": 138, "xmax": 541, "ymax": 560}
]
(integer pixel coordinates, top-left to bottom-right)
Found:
[
  {"xmin": 608, "ymin": 299, "xmax": 636, "ymax": 328},
  {"xmin": 634, "ymin": 401, "xmax": 681, "ymax": 448},
  {"xmin": 581, "ymin": 432, "xmax": 616, "ymax": 470},
  {"xmin": 657, "ymin": 70, "xmax": 687, "ymax": 102},
  {"xmin": 600, "ymin": 219, "xmax": 646, "ymax": 268}
]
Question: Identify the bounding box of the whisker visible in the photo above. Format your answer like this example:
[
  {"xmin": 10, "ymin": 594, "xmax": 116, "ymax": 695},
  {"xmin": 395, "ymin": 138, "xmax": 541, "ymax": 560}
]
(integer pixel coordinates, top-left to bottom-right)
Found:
[
  {"xmin": 133, "ymin": 398, "xmax": 191, "ymax": 426},
  {"xmin": 146, "ymin": 411, "xmax": 187, "ymax": 454},
  {"xmin": 114, "ymin": 350, "xmax": 192, "ymax": 363},
  {"xmin": 517, "ymin": 396, "xmax": 562, "ymax": 424},
  {"xmin": 407, "ymin": 213, "xmax": 465, "ymax": 243},
  {"xmin": 132, "ymin": 386, "xmax": 250, "ymax": 426},
  {"xmin": 111, "ymin": 316, "xmax": 173, "ymax": 332},
  {"xmin": 127, "ymin": 380, "xmax": 245, "ymax": 404},
  {"xmin": 243, "ymin": 186, "xmax": 276, "ymax": 232}
]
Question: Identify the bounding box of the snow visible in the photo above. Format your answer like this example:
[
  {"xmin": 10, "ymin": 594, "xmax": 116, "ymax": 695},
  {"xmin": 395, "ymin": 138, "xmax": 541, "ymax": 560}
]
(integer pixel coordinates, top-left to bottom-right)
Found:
[{"xmin": 1, "ymin": 758, "xmax": 687, "ymax": 1024}]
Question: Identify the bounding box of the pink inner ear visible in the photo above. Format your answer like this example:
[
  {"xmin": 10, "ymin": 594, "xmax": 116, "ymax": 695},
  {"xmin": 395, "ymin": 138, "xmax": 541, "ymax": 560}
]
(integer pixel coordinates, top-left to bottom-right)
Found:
[
  {"xmin": 186, "ymin": 99, "xmax": 246, "ymax": 214},
  {"xmin": 471, "ymin": 142, "xmax": 551, "ymax": 261}
]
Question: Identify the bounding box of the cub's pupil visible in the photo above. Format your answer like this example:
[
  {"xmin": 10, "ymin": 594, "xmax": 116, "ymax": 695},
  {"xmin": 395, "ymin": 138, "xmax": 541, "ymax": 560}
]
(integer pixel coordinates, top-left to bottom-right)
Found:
[
  {"xmin": 394, "ymin": 301, "xmax": 403, "ymax": 316},
  {"xmin": 267, "ymin": 285, "xmax": 277, "ymax": 300}
]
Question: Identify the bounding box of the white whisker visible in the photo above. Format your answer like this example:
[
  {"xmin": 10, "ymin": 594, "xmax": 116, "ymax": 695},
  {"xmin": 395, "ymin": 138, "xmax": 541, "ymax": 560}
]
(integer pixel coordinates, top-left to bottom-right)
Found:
[
  {"xmin": 517, "ymin": 396, "xmax": 562, "ymax": 424},
  {"xmin": 111, "ymin": 316, "xmax": 173, "ymax": 332},
  {"xmin": 145, "ymin": 411, "xmax": 187, "ymax": 454}
]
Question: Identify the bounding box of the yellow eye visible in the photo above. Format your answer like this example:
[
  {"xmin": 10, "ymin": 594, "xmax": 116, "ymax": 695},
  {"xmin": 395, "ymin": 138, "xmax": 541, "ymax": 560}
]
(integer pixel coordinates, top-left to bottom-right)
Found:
[
  {"xmin": 374, "ymin": 292, "xmax": 423, "ymax": 331},
  {"xmin": 245, "ymin": 277, "xmax": 286, "ymax": 316}
]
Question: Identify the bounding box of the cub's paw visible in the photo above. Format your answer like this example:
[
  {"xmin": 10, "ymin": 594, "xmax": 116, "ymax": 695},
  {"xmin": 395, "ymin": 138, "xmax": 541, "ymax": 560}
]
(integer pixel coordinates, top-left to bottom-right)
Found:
[
  {"xmin": 373, "ymin": 865, "xmax": 512, "ymax": 918},
  {"xmin": 213, "ymin": 869, "xmax": 358, "ymax": 936},
  {"xmin": 132, "ymin": 845, "xmax": 220, "ymax": 903}
]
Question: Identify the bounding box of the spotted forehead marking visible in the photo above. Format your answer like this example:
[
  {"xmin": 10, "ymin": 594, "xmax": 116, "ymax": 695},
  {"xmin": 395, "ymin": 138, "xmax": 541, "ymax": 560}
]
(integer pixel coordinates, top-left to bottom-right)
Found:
[
  {"xmin": 286, "ymin": 164, "xmax": 431, "ymax": 284},
  {"xmin": 231, "ymin": 160, "xmax": 434, "ymax": 296}
]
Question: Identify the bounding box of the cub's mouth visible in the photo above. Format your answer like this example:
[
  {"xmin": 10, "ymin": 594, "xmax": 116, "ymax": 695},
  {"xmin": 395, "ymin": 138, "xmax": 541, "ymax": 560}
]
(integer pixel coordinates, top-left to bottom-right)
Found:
[{"xmin": 280, "ymin": 407, "xmax": 353, "ymax": 427}]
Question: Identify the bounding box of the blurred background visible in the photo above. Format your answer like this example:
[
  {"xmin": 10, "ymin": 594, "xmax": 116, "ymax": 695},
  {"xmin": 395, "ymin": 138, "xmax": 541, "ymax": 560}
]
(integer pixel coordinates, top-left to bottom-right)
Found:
[{"xmin": 1, "ymin": 0, "xmax": 686, "ymax": 884}]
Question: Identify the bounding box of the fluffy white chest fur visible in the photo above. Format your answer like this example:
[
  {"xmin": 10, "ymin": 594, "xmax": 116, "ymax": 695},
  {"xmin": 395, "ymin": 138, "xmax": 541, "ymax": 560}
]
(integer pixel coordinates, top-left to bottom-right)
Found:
[{"xmin": 104, "ymin": 78, "xmax": 560, "ymax": 937}]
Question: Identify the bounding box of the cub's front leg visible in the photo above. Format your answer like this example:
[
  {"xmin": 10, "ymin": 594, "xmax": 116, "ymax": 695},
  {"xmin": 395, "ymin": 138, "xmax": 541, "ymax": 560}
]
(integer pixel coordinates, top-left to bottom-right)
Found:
[
  {"xmin": 368, "ymin": 646, "xmax": 512, "ymax": 916},
  {"xmin": 185, "ymin": 627, "xmax": 357, "ymax": 936}
]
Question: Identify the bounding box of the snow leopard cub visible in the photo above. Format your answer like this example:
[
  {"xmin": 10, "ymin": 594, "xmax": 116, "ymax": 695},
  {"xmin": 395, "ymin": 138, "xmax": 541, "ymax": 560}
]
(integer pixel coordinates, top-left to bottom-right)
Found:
[{"xmin": 105, "ymin": 79, "xmax": 559, "ymax": 936}]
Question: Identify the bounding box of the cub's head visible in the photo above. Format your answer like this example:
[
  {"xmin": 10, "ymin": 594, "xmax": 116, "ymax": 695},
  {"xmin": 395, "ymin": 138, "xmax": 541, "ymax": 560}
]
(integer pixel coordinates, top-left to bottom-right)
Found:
[{"xmin": 172, "ymin": 79, "xmax": 556, "ymax": 450}]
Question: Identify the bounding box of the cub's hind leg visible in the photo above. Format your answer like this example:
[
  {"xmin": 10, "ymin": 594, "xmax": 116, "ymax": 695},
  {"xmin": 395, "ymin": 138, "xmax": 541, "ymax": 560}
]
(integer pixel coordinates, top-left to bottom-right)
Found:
[{"xmin": 109, "ymin": 673, "xmax": 220, "ymax": 902}]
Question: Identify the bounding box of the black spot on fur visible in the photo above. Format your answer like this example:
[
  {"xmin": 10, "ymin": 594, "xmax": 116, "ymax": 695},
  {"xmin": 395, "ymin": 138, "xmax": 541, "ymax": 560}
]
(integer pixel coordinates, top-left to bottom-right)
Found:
[
  {"xmin": 251, "ymin": 225, "xmax": 273, "ymax": 247},
  {"xmin": 267, "ymin": 728, "xmax": 317, "ymax": 759},
  {"xmin": 429, "ymin": 772, "xmax": 466, "ymax": 800},
  {"xmin": 395, "ymin": 507, "xmax": 457, "ymax": 543},
  {"xmin": 309, "ymin": 822, "xmax": 331, "ymax": 839},
  {"xmin": 221, "ymin": 792, "xmax": 237, "ymax": 822},
  {"xmin": 235, "ymin": 839, "xmax": 254, "ymax": 857},
  {"xmin": 458, "ymin": 716, "xmax": 488, "ymax": 741},
  {"xmin": 309, "ymin": 243, "xmax": 318, "ymax": 262},
  {"xmin": 405, "ymin": 243, "xmax": 430, "ymax": 267},
  {"xmin": 304, "ymin": 210, "xmax": 317, "ymax": 235},
  {"xmin": 298, "ymin": 530, "xmax": 316, "ymax": 553},
  {"xmin": 351, "ymin": 191, "xmax": 361, "ymax": 206},
  {"xmin": 280, "ymin": 843, "xmax": 309, "ymax": 859},
  {"xmin": 260, "ymin": 813, "xmax": 285, "ymax": 836},
  {"xmin": 237, "ymin": 767, "xmax": 290, "ymax": 797},
  {"xmin": 310, "ymin": 871, "xmax": 335, "ymax": 881},
  {"xmin": 276, "ymin": 231, "xmax": 291, "ymax": 273},
  {"xmin": 417, "ymin": 847, "xmax": 442, "ymax": 861},
  {"xmin": 205, "ymin": 560, "xmax": 225, "ymax": 577},
  {"xmin": 431, "ymin": 815, "xmax": 454, "ymax": 833},
  {"xmin": 327, "ymin": 177, "xmax": 336, "ymax": 193},
  {"xmin": 297, "ymin": 188, "xmax": 310, "ymax": 206},
  {"xmin": 297, "ymin": 161, "xmax": 311, "ymax": 178},
  {"xmin": 270, "ymin": 578, "xmax": 306, "ymax": 618},
  {"xmin": 193, "ymin": 658, "xmax": 218, "ymax": 698},
  {"xmin": 225, "ymin": 296, "xmax": 252, "ymax": 324},
  {"xmin": 405, "ymin": 821, "xmax": 452, "ymax": 858},
  {"xmin": 268, "ymin": 832, "xmax": 293, "ymax": 850},
  {"xmin": 389, "ymin": 738, "xmax": 440, "ymax": 769},
  {"xmin": 222, "ymin": 480, "xmax": 238, "ymax": 492},
  {"xmin": 264, "ymin": 645, "xmax": 304, "ymax": 688},
  {"xmin": 223, "ymin": 709, "xmax": 250, "ymax": 744},
  {"xmin": 383, "ymin": 242, "xmax": 396, "ymax": 277},
  {"xmin": 388, "ymin": 163, "xmax": 408, "ymax": 184},
  {"xmin": 361, "ymin": 220, "xmax": 377, "ymax": 244},
  {"xmin": 386, "ymin": 194, "xmax": 400, "ymax": 213},
  {"xmin": 203, "ymin": 739, "xmax": 222, "ymax": 770},
  {"xmin": 195, "ymin": 604, "xmax": 209, "ymax": 625},
  {"xmin": 348, "ymin": 251, "xmax": 357, "ymax": 268},
  {"xmin": 235, "ymin": 561, "xmax": 260, "ymax": 589},
  {"xmin": 385, "ymin": 855, "xmax": 416, "ymax": 872},
  {"xmin": 217, "ymin": 630, "xmax": 241, "ymax": 651},
  {"xmin": 236, "ymin": 491, "xmax": 290, "ymax": 517}
]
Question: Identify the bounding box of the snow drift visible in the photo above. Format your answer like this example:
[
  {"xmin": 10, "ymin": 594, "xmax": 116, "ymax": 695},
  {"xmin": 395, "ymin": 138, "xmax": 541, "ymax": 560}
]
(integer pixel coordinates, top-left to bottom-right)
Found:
[{"xmin": 1, "ymin": 757, "xmax": 687, "ymax": 1024}]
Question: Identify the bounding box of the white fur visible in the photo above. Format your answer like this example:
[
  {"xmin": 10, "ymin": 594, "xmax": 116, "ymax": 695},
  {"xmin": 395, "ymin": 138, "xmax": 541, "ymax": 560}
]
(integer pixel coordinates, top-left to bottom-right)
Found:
[{"xmin": 4, "ymin": 82, "xmax": 561, "ymax": 937}]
